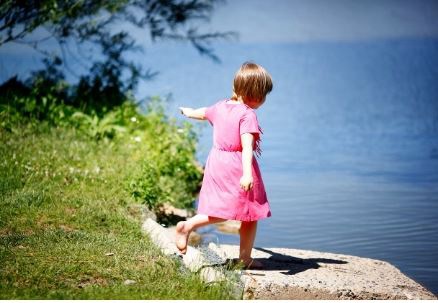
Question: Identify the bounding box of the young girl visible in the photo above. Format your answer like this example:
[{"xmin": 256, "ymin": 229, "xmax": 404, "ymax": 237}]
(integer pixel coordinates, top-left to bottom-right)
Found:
[{"xmin": 176, "ymin": 62, "xmax": 273, "ymax": 269}]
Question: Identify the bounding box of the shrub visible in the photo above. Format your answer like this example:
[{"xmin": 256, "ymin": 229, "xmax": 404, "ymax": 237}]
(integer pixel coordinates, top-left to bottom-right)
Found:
[
  {"xmin": 0, "ymin": 74, "xmax": 203, "ymax": 213},
  {"xmin": 63, "ymin": 95, "xmax": 204, "ymax": 212},
  {"xmin": 127, "ymin": 97, "xmax": 203, "ymax": 211}
]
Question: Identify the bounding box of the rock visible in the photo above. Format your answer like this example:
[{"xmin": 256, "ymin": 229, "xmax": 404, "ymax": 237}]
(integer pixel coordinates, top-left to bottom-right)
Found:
[
  {"xmin": 188, "ymin": 231, "xmax": 201, "ymax": 246},
  {"xmin": 158, "ymin": 203, "xmax": 194, "ymax": 218},
  {"xmin": 126, "ymin": 204, "xmax": 156, "ymax": 221},
  {"xmin": 141, "ymin": 219, "xmax": 180, "ymax": 257},
  {"xmin": 141, "ymin": 206, "xmax": 157, "ymax": 221},
  {"xmin": 215, "ymin": 220, "xmax": 241, "ymax": 234},
  {"xmin": 141, "ymin": 219, "xmax": 240, "ymax": 288},
  {"xmin": 210, "ymin": 244, "xmax": 437, "ymax": 300},
  {"xmin": 155, "ymin": 203, "xmax": 195, "ymax": 227},
  {"xmin": 141, "ymin": 218, "xmax": 437, "ymax": 300},
  {"xmin": 124, "ymin": 279, "xmax": 136, "ymax": 285}
]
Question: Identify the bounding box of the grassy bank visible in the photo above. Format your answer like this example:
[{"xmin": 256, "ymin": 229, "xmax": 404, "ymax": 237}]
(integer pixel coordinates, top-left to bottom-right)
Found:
[{"xmin": 0, "ymin": 122, "xmax": 236, "ymax": 299}]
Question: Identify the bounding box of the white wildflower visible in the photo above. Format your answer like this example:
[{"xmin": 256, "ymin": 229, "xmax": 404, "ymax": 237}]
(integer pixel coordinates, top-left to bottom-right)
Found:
[
  {"xmin": 130, "ymin": 117, "xmax": 137, "ymax": 122},
  {"xmin": 134, "ymin": 136, "xmax": 141, "ymax": 142},
  {"xmin": 177, "ymin": 128, "xmax": 184, "ymax": 133}
]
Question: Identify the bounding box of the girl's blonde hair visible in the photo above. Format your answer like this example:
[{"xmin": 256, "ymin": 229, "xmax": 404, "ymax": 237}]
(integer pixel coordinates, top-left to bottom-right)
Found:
[{"xmin": 231, "ymin": 62, "xmax": 273, "ymax": 103}]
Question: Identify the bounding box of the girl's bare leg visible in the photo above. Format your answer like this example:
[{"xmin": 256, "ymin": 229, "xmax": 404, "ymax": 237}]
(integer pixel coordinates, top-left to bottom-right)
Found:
[
  {"xmin": 239, "ymin": 220, "xmax": 262, "ymax": 267},
  {"xmin": 176, "ymin": 214, "xmax": 226, "ymax": 254}
]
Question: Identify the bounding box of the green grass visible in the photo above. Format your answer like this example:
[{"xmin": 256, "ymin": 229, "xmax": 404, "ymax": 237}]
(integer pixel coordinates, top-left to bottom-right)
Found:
[{"xmin": 0, "ymin": 122, "xmax": 237, "ymax": 299}]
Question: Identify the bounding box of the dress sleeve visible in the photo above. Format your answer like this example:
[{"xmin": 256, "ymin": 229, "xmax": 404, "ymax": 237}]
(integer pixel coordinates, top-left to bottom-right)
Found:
[
  {"xmin": 204, "ymin": 103, "xmax": 217, "ymax": 125},
  {"xmin": 240, "ymin": 110, "xmax": 263, "ymax": 156},
  {"xmin": 240, "ymin": 110, "xmax": 260, "ymax": 136}
]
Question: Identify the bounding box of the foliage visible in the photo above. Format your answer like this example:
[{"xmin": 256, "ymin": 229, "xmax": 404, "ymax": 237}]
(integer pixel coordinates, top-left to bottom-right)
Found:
[
  {"xmin": 128, "ymin": 97, "xmax": 203, "ymax": 211},
  {"xmin": 0, "ymin": 123, "xmax": 236, "ymax": 299},
  {"xmin": 0, "ymin": 57, "xmax": 135, "ymax": 117},
  {"xmin": 71, "ymin": 111, "xmax": 127, "ymax": 140},
  {"xmin": 0, "ymin": 83, "xmax": 76, "ymax": 131},
  {"xmin": 0, "ymin": 0, "xmax": 235, "ymax": 111},
  {"xmin": 0, "ymin": 81, "xmax": 203, "ymax": 211}
]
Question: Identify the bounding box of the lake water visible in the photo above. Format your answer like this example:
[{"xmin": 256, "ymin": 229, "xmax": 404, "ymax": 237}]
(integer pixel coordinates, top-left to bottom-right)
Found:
[{"xmin": 141, "ymin": 38, "xmax": 438, "ymax": 295}]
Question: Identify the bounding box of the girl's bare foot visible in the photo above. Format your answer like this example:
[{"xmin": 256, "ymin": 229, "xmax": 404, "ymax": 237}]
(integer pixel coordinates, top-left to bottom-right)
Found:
[
  {"xmin": 240, "ymin": 258, "xmax": 264, "ymax": 270},
  {"xmin": 226, "ymin": 258, "xmax": 264, "ymax": 270},
  {"xmin": 175, "ymin": 221, "xmax": 190, "ymax": 254}
]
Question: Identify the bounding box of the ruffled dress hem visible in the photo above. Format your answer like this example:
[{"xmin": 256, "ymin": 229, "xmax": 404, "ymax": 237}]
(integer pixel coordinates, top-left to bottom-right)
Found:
[{"xmin": 196, "ymin": 209, "xmax": 272, "ymax": 222}]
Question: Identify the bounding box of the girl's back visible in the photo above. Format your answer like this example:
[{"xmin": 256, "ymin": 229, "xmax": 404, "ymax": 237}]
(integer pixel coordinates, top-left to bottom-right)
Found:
[{"xmin": 206, "ymin": 99, "xmax": 261, "ymax": 155}]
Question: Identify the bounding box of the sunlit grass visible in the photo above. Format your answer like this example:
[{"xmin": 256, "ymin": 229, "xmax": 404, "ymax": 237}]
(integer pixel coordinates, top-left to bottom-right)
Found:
[{"xmin": 0, "ymin": 122, "xmax": 236, "ymax": 299}]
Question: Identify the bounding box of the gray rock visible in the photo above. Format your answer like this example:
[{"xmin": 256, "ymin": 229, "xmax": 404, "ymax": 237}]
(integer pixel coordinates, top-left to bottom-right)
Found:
[
  {"xmin": 158, "ymin": 202, "xmax": 195, "ymax": 219},
  {"xmin": 124, "ymin": 279, "xmax": 136, "ymax": 285},
  {"xmin": 141, "ymin": 218, "xmax": 437, "ymax": 300},
  {"xmin": 211, "ymin": 244, "xmax": 436, "ymax": 300},
  {"xmin": 215, "ymin": 220, "xmax": 241, "ymax": 234},
  {"xmin": 141, "ymin": 205, "xmax": 157, "ymax": 221}
]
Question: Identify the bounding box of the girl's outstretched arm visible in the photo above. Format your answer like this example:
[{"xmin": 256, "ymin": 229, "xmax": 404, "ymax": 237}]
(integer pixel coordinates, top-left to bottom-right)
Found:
[{"xmin": 179, "ymin": 107, "xmax": 207, "ymax": 120}]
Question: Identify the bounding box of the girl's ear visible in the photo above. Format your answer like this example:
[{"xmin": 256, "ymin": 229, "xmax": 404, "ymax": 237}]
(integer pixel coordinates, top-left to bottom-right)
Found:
[{"xmin": 231, "ymin": 92, "xmax": 238, "ymax": 101}]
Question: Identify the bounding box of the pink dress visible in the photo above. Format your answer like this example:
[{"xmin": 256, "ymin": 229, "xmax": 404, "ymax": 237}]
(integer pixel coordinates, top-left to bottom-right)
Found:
[{"xmin": 197, "ymin": 99, "xmax": 271, "ymax": 221}]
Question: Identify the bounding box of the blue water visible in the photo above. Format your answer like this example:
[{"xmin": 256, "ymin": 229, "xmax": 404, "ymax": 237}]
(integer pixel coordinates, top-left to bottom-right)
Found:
[{"xmin": 140, "ymin": 39, "xmax": 438, "ymax": 294}]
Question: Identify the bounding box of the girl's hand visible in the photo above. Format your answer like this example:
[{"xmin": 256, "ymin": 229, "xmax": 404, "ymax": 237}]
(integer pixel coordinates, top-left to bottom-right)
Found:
[
  {"xmin": 240, "ymin": 174, "xmax": 253, "ymax": 191},
  {"xmin": 179, "ymin": 107, "xmax": 208, "ymax": 120},
  {"xmin": 179, "ymin": 107, "xmax": 191, "ymax": 117}
]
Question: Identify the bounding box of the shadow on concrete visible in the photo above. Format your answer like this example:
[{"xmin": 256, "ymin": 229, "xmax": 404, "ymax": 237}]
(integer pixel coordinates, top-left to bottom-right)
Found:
[
  {"xmin": 196, "ymin": 246, "xmax": 348, "ymax": 277},
  {"xmin": 249, "ymin": 247, "xmax": 349, "ymax": 276}
]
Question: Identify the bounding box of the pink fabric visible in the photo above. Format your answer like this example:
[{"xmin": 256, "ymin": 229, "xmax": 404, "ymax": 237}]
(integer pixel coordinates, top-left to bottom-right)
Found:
[{"xmin": 197, "ymin": 99, "xmax": 271, "ymax": 221}]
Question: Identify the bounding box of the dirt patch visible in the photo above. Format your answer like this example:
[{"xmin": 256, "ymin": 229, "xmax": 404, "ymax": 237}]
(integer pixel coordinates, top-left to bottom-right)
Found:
[
  {"xmin": 64, "ymin": 207, "xmax": 77, "ymax": 215},
  {"xmin": 77, "ymin": 276, "xmax": 108, "ymax": 288},
  {"xmin": 0, "ymin": 227, "xmax": 13, "ymax": 236},
  {"xmin": 58, "ymin": 224, "xmax": 77, "ymax": 233}
]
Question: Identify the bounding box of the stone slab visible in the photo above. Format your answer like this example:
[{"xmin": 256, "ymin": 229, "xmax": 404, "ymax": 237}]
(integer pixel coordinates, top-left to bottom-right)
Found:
[
  {"xmin": 142, "ymin": 218, "xmax": 437, "ymax": 300},
  {"xmin": 209, "ymin": 244, "xmax": 437, "ymax": 300},
  {"xmin": 141, "ymin": 219, "xmax": 240, "ymax": 286}
]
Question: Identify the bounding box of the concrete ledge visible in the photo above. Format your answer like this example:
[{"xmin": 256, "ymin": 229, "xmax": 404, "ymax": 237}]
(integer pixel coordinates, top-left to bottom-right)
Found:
[
  {"xmin": 142, "ymin": 218, "xmax": 436, "ymax": 300},
  {"xmin": 141, "ymin": 219, "xmax": 240, "ymax": 287},
  {"xmin": 209, "ymin": 244, "xmax": 436, "ymax": 300}
]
